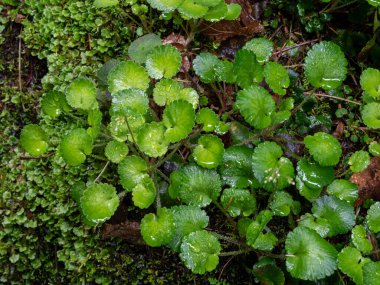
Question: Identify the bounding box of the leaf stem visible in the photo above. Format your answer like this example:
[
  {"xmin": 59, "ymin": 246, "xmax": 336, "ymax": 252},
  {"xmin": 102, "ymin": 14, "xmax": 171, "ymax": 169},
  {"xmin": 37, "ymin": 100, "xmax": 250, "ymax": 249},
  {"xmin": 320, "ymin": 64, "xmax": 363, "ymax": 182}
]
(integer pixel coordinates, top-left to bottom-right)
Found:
[
  {"xmin": 209, "ymin": 231, "xmax": 241, "ymax": 246},
  {"xmin": 94, "ymin": 161, "xmax": 109, "ymax": 183},
  {"xmin": 304, "ymin": 91, "xmax": 361, "ymax": 105},
  {"xmin": 219, "ymin": 250, "xmax": 249, "ymax": 257},
  {"xmin": 214, "ymin": 201, "xmax": 237, "ymax": 229}
]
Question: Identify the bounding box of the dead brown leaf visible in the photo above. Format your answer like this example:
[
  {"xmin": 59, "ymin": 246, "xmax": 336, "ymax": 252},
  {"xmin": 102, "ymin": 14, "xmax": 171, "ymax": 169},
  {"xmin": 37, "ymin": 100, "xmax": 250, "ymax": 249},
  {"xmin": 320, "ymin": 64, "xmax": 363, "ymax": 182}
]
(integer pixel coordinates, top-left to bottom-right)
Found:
[
  {"xmin": 350, "ymin": 157, "xmax": 380, "ymax": 207},
  {"xmin": 102, "ymin": 221, "xmax": 144, "ymax": 245},
  {"xmin": 163, "ymin": 33, "xmax": 187, "ymax": 50},
  {"xmin": 201, "ymin": 0, "xmax": 264, "ymax": 43}
]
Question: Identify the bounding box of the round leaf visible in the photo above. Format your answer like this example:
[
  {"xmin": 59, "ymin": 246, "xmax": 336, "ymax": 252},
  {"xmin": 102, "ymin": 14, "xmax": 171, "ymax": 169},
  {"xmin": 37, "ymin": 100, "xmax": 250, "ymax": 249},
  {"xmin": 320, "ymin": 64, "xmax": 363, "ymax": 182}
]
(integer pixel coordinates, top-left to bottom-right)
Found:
[
  {"xmin": 236, "ymin": 85, "xmax": 276, "ymax": 129},
  {"xmin": 311, "ymin": 195, "xmax": 355, "ymax": 237},
  {"xmin": 296, "ymin": 159, "xmax": 334, "ymax": 200},
  {"xmin": 108, "ymin": 109, "xmax": 145, "ymax": 142},
  {"xmin": 233, "ymin": 49, "xmax": 263, "ymax": 88},
  {"xmin": 193, "ymin": 52, "xmax": 220, "ymax": 83},
  {"xmin": 104, "ymin": 141, "xmax": 129, "ymax": 163},
  {"xmin": 224, "ymin": 3, "xmax": 241, "ymax": 20},
  {"xmin": 141, "ymin": 208, "xmax": 175, "ymax": 247},
  {"xmin": 304, "ymin": 132, "xmax": 342, "ymax": 166},
  {"xmin": 60, "ymin": 128, "xmax": 93, "ymax": 166},
  {"xmin": 363, "ymin": 262, "xmax": 380, "ymax": 285},
  {"xmin": 163, "ymin": 100, "xmax": 195, "ymax": 143},
  {"xmin": 168, "ymin": 165, "xmax": 221, "ymax": 207},
  {"xmin": 146, "ymin": 0, "xmax": 184, "ymax": 12},
  {"xmin": 20, "ymin": 124, "xmax": 49, "ymax": 156},
  {"xmin": 263, "ymin": 61, "xmax": 290, "ymax": 96},
  {"xmin": 362, "ymin": 103, "xmax": 380, "ymax": 129},
  {"xmin": 369, "ymin": 141, "xmax": 380, "ymax": 156},
  {"xmin": 252, "ymin": 141, "xmax": 295, "ymax": 191},
  {"xmin": 367, "ymin": 202, "xmax": 380, "ymax": 233},
  {"xmin": 338, "ymin": 247, "xmax": 370, "ymax": 285},
  {"xmin": 132, "ymin": 176, "xmax": 156, "ymax": 209},
  {"xmin": 352, "ymin": 225, "xmax": 372, "ymax": 254},
  {"xmin": 41, "ymin": 91, "xmax": 70, "ymax": 118},
  {"xmin": 178, "ymin": 0, "xmax": 209, "ymax": 19},
  {"xmin": 80, "ymin": 183, "xmax": 119, "ymax": 224},
  {"xmin": 243, "ymin": 37, "xmax": 274, "ymax": 64},
  {"xmin": 66, "ymin": 78, "xmax": 97, "ymax": 110},
  {"xmin": 118, "ymin": 155, "xmax": 148, "ymax": 191},
  {"xmin": 193, "ymin": 134, "xmax": 224, "ymax": 169},
  {"xmin": 304, "ymin": 41, "xmax": 348, "ymax": 90},
  {"xmin": 146, "ymin": 44, "xmax": 182, "ymax": 79},
  {"xmin": 326, "ymin": 179, "xmax": 358, "ymax": 205},
  {"xmin": 196, "ymin": 108, "xmax": 219, "ymax": 132},
  {"xmin": 349, "ymin": 150, "xmax": 371, "ymax": 173},
  {"xmin": 136, "ymin": 122, "xmax": 169, "ymax": 157},
  {"xmin": 153, "ymin": 78, "xmax": 183, "ymax": 106},
  {"xmin": 108, "ymin": 61, "xmax": 150, "ymax": 93},
  {"xmin": 169, "ymin": 205, "xmax": 209, "ymax": 251},
  {"xmin": 180, "ymin": 230, "xmax": 221, "ymax": 274},
  {"xmin": 110, "ymin": 88, "xmax": 149, "ymax": 115},
  {"xmin": 285, "ymin": 226, "xmax": 338, "ymax": 281},
  {"xmin": 128, "ymin": 33, "xmax": 162, "ymax": 64},
  {"xmin": 360, "ymin": 68, "xmax": 380, "ymax": 99},
  {"xmin": 220, "ymin": 188, "xmax": 256, "ymax": 217},
  {"xmin": 269, "ymin": 191, "xmax": 294, "ymax": 217}
]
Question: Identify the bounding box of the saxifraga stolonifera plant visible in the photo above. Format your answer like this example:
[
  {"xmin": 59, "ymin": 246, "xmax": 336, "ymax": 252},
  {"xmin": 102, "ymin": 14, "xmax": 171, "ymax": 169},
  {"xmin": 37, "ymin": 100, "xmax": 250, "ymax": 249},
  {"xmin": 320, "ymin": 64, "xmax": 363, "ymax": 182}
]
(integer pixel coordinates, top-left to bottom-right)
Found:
[{"xmin": 19, "ymin": 33, "xmax": 380, "ymax": 282}]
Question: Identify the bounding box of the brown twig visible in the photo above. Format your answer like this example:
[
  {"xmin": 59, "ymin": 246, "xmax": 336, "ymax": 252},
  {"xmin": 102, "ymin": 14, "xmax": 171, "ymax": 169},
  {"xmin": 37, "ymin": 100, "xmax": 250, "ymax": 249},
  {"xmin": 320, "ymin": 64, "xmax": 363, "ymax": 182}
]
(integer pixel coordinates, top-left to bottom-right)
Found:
[
  {"xmin": 20, "ymin": 152, "xmax": 54, "ymax": 160},
  {"xmin": 305, "ymin": 91, "xmax": 361, "ymax": 105},
  {"xmin": 272, "ymin": 39, "xmax": 319, "ymax": 56}
]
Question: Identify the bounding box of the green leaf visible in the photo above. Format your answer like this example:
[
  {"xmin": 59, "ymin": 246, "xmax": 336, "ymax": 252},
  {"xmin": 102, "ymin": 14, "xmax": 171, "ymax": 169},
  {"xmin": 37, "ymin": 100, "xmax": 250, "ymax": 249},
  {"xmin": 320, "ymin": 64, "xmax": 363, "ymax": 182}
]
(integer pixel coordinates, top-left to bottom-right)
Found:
[
  {"xmin": 108, "ymin": 109, "xmax": 145, "ymax": 142},
  {"xmin": 132, "ymin": 176, "xmax": 156, "ymax": 209},
  {"xmin": 252, "ymin": 141, "xmax": 295, "ymax": 191},
  {"xmin": 296, "ymin": 159, "xmax": 334, "ymax": 200},
  {"xmin": 118, "ymin": 155, "xmax": 148, "ymax": 191},
  {"xmin": 193, "ymin": 0, "xmax": 222, "ymax": 7},
  {"xmin": 60, "ymin": 128, "xmax": 93, "ymax": 166},
  {"xmin": 87, "ymin": 109, "xmax": 102, "ymax": 139},
  {"xmin": 196, "ymin": 108, "xmax": 219, "ymax": 132},
  {"xmin": 243, "ymin": 37, "xmax": 274, "ymax": 64},
  {"xmin": 360, "ymin": 68, "xmax": 380, "ymax": 99},
  {"xmin": 175, "ymin": 88, "xmax": 199, "ymax": 109},
  {"xmin": 168, "ymin": 165, "xmax": 221, "ymax": 207},
  {"xmin": 246, "ymin": 210, "xmax": 273, "ymax": 246},
  {"xmin": 263, "ymin": 62, "xmax": 290, "ymax": 96},
  {"xmin": 349, "ymin": 150, "xmax": 371, "ymax": 173},
  {"xmin": 104, "ymin": 141, "xmax": 129, "ymax": 163},
  {"xmin": 312, "ymin": 195, "xmax": 355, "ymax": 237},
  {"xmin": 220, "ymin": 146, "xmax": 255, "ymax": 188},
  {"xmin": 178, "ymin": 0, "xmax": 209, "ymax": 19},
  {"xmin": 215, "ymin": 60, "xmax": 235, "ymax": 83},
  {"xmin": 169, "ymin": 205, "xmax": 209, "ymax": 251},
  {"xmin": 269, "ymin": 191, "xmax": 294, "ymax": 217},
  {"xmin": 20, "ymin": 124, "xmax": 49, "ymax": 156},
  {"xmin": 224, "ymin": 3, "xmax": 241, "ymax": 20},
  {"xmin": 236, "ymin": 85, "xmax": 276, "ymax": 129},
  {"xmin": 252, "ymin": 258, "xmax": 285, "ymax": 285},
  {"xmin": 110, "ymin": 88, "xmax": 149, "ymax": 115},
  {"xmin": 163, "ymin": 100, "xmax": 195, "ymax": 143},
  {"xmin": 352, "ymin": 225, "xmax": 372, "ymax": 254},
  {"xmin": 80, "ymin": 183, "xmax": 119, "ymax": 224},
  {"xmin": 40, "ymin": 91, "xmax": 70, "ymax": 118},
  {"xmin": 220, "ymin": 188, "xmax": 256, "ymax": 217},
  {"xmin": 304, "ymin": 41, "xmax": 348, "ymax": 90},
  {"xmin": 298, "ymin": 213, "xmax": 330, "ymax": 238},
  {"xmin": 252, "ymin": 232, "xmax": 278, "ymax": 251},
  {"xmin": 141, "ymin": 208, "xmax": 175, "ymax": 247},
  {"xmin": 338, "ymin": 247, "xmax": 371, "ymax": 285},
  {"xmin": 146, "ymin": 45, "xmax": 182, "ymax": 79},
  {"xmin": 71, "ymin": 181, "xmax": 86, "ymax": 204},
  {"xmin": 93, "ymin": 0, "xmax": 119, "ymax": 8},
  {"xmin": 193, "ymin": 134, "xmax": 225, "ymax": 169},
  {"xmin": 193, "ymin": 52, "xmax": 220, "ymax": 83},
  {"xmin": 136, "ymin": 122, "xmax": 169, "ymax": 157},
  {"xmin": 285, "ymin": 226, "xmax": 338, "ymax": 281},
  {"xmin": 97, "ymin": 59, "xmax": 121, "ymax": 86},
  {"xmin": 128, "ymin": 33, "xmax": 162, "ymax": 64},
  {"xmin": 108, "ymin": 61, "xmax": 150, "ymax": 93},
  {"xmin": 203, "ymin": 2, "xmax": 227, "ymax": 22},
  {"xmin": 367, "ymin": 0, "xmax": 380, "ymax": 6},
  {"xmin": 362, "ymin": 103, "xmax": 380, "ymax": 129},
  {"xmin": 180, "ymin": 230, "xmax": 221, "ymax": 274},
  {"xmin": 66, "ymin": 78, "xmax": 97, "ymax": 110},
  {"xmin": 233, "ymin": 49, "xmax": 263, "ymax": 88},
  {"xmin": 147, "ymin": 0, "xmax": 184, "ymax": 12},
  {"xmin": 363, "ymin": 262, "xmax": 380, "ymax": 285},
  {"xmin": 326, "ymin": 179, "xmax": 358, "ymax": 205},
  {"xmin": 369, "ymin": 141, "xmax": 380, "ymax": 156},
  {"xmin": 367, "ymin": 202, "xmax": 380, "ymax": 233},
  {"xmin": 153, "ymin": 79, "xmax": 183, "ymax": 106},
  {"xmin": 304, "ymin": 132, "xmax": 342, "ymax": 166}
]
